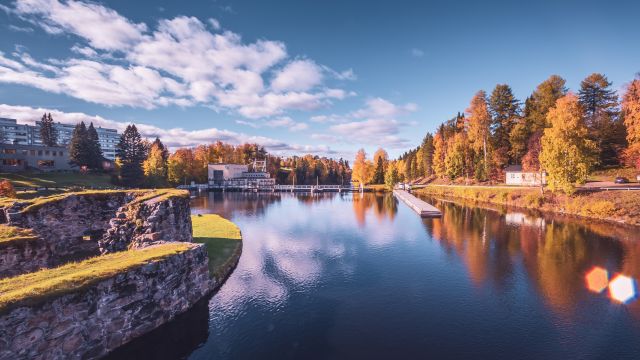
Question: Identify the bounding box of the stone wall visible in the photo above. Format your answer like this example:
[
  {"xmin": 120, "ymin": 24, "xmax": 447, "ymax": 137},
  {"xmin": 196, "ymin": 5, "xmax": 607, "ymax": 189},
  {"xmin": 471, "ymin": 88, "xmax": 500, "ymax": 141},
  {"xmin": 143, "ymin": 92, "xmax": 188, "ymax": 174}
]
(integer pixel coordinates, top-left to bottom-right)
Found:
[
  {"xmin": 0, "ymin": 190, "xmax": 192, "ymax": 278},
  {"xmin": 100, "ymin": 194, "xmax": 192, "ymax": 253},
  {"xmin": 0, "ymin": 243, "xmax": 213, "ymax": 360},
  {"xmin": 0, "ymin": 238, "xmax": 49, "ymax": 279}
]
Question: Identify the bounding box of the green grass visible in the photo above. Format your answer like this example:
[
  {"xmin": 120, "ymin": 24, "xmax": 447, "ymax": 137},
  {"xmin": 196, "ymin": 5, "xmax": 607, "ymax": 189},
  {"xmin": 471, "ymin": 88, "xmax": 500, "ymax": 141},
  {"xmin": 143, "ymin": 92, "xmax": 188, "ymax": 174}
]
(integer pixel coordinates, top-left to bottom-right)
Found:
[
  {"xmin": 191, "ymin": 214, "xmax": 242, "ymax": 277},
  {"xmin": 0, "ymin": 224, "xmax": 38, "ymax": 246},
  {"xmin": 0, "ymin": 243, "xmax": 193, "ymax": 313},
  {"xmin": 0, "ymin": 171, "xmax": 114, "ymax": 188}
]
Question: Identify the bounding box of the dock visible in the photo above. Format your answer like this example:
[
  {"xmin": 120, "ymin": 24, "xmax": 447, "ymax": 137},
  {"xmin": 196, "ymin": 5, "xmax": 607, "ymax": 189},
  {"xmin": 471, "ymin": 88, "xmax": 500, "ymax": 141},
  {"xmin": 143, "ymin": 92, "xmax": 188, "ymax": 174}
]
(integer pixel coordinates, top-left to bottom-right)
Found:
[{"xmin": 393, "ymin": 189, "xmax": 442, "ymax": 217}]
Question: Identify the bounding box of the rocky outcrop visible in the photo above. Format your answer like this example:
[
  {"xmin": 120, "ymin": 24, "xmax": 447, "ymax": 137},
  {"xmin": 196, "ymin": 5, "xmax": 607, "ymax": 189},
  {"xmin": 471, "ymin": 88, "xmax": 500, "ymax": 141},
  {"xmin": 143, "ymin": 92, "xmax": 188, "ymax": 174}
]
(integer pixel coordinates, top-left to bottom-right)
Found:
[
  {"xmin": 99, "ymin": 194, "xmax": 192, "ymax": 253},
  {"xmin": 0, "ymin": 190, "xmax": 191, "ymax": 278},
  {"xmin": 0, "ymin": 244, "xmax": 212, "ymax": 360}
]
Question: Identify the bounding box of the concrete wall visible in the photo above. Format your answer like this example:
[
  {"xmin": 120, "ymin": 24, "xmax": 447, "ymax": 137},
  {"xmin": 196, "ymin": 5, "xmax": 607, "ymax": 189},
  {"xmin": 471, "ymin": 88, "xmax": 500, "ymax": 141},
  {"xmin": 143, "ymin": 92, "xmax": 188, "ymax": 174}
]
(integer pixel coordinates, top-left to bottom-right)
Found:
[{"xmin": 0, "ymin": 244, "xmax": 213, "ymax": 360}]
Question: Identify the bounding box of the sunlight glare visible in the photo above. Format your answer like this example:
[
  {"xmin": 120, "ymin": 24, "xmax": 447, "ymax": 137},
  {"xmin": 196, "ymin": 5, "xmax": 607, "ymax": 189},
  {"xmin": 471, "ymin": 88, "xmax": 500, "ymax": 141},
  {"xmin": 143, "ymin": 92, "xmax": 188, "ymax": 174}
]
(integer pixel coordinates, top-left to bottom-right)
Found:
[
  {"xmin": 585, "ymin": 267, "xmax": 609, "ymax": 293},
  {"xmin": 609, "ymin": 275, "xmax": 636, "ymax": 304}
]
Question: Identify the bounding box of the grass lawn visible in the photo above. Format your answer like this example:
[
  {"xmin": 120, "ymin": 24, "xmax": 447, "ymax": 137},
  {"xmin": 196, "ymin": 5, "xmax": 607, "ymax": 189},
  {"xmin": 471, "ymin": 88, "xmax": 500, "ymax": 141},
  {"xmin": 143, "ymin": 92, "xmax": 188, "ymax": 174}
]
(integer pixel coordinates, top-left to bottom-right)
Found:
[
  {"xmin": 191, "ymin": 214, "xmax": 242, "ymax": 277},
  {"xmin": 0, "ymin": 224, "xmax": 37, "ymax": 246},
  {"xmin": 0, "ymin": 171, "xmax": 114, "ymax": 188},
  {"xmin": 0, "ymin": 243, "xmax": 193, "ymax": 313}
]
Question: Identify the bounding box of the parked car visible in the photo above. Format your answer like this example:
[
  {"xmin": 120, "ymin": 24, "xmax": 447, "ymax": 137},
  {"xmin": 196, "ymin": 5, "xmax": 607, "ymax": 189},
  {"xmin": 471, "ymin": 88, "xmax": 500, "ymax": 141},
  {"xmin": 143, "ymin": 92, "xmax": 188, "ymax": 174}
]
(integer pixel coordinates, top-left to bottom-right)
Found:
[{"xmin": 614, "ymin": 177, "xmax": 630, "ymax": 184}]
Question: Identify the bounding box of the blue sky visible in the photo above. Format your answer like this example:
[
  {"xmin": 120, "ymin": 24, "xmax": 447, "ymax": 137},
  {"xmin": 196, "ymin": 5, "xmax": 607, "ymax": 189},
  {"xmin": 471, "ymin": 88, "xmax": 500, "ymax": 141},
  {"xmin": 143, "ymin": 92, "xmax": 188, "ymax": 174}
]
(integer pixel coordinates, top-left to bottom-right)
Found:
[{"xmin": 1, "ymin": 0, "xmax": 639, "ymax": 160}]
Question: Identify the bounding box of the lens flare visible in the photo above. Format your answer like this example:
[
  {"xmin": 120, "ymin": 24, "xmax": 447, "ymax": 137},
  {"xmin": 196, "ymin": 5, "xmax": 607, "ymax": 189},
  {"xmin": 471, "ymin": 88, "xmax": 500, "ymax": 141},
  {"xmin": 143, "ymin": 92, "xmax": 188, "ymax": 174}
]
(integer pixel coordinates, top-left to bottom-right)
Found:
[
  {"xmin": 585, "ymin": 267, "xmax": 609, "ymax": 293},
  {"xmin": 609, "ymin": 275, "xmax": 636, "ymax": 303}
]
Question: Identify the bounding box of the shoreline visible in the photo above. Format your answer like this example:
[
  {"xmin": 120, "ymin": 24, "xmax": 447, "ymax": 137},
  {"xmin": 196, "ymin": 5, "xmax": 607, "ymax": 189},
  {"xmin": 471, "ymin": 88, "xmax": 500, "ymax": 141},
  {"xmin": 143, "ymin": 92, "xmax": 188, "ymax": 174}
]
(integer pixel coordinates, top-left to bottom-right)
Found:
[{"xmin": 414, "ymin": 185, "xmax": 640, "ymax": 227}]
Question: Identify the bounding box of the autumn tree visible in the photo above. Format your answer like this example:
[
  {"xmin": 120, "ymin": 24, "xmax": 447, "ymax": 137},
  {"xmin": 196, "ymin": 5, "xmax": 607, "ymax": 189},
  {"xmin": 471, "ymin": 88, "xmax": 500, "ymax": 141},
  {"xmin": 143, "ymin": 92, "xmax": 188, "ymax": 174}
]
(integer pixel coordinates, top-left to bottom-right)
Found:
[
  {"xmin": 39, "ymin": 113, "xmax": 58, "ymax": 146},
  {"xmin": 445, "ymin": 132, "xmax": 470, "ymax": 180},
  {"xmin": 489, "ymin": 84, "xmax": 520, "ymax": 164},
  {"xmin": 384, "ymin": 162, "xmax": 399, "ymax": 188},
  {"xmin": 0, "ymin": 180, "xmax": 16, "ymax": 198},
  {"xmin": 466, "ymin": 90, "xmax": 492, "ymax": 179},
  {"xmin": 143, "ymin": 138, "xmax": 168, "ymax": 186},
  {"xmin": 168, "ymin": 148, "xmax": 195, "ymax": 185},
  {"xmin": 540, "ymin": 94, "xmax": 597, "ymax": 193},
  {"xmin": 116, "ymin": 124, "xmax": 146, "ymax": 187},
  {"xmin": 352, "ymin": 149, "xmax": 374, "ymax": 186},
  {"xmin": 578, "ymin": 73, "xmax": 625, "ymax": 166},
  {"xmin": 622, "ymin": 77, "xmax": 640, "ymax": 170},
  {"xmin": 432, "ymin": 131, "xmax": 446, "ymax": 178}
]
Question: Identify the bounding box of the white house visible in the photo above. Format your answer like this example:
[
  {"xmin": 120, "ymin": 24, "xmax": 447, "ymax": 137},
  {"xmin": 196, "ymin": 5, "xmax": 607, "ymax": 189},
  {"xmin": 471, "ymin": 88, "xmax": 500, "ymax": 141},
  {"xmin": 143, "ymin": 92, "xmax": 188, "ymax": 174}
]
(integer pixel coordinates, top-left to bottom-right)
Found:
[
  {"xmin": 208, "ymin": 164, "xmax": 249, "ymax": 185},
  {"xmin": 504, "ymin": 165, "xmax": 546, "ymax": 186}
]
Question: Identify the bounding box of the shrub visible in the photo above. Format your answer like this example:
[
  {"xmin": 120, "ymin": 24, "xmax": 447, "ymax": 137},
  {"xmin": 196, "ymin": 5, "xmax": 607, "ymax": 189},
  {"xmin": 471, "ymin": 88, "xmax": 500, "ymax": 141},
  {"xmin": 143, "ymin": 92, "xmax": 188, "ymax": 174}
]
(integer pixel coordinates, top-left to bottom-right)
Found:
[
  {"xmin": 0, "ymin": 180, "xmax": 16, "ymax": 198},
  {"xmin": 524, "ymin": 193, "xmax": 544, "ymax": 208},
  {"xmin": 584, "ymin": 201, "xmax": 615, "ymax": 217}
]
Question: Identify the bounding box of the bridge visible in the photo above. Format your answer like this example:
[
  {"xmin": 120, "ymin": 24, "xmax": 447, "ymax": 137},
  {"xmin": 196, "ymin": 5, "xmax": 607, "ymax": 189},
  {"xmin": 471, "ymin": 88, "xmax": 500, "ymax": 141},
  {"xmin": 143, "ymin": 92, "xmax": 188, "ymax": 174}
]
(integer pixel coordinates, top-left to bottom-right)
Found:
[{"xmin": 178, "ymin": 183, "xmax": 357, "ymax": 192}]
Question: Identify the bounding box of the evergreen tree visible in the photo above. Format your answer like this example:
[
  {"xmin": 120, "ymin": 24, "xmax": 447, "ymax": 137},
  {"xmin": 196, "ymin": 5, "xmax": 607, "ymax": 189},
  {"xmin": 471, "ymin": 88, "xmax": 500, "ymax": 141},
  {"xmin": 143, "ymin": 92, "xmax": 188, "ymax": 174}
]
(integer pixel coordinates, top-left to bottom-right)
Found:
[
  {"xmin": 116, "ymin": 124, "xmax": 146, "ymax": 187},
  {"xmin": 489, "ymin": 84, "xmax": 520, "ymax": 165},
  {"xmin": 526, "ymin": 75, "xmax": 568, "ymax": 133},
  {"xmin": 39, "ymin": 113, "xmax": 58, "ymax": 147},
  {"xmin": 374, "ymin": 156, "xmax": 385, "ymax": 184},
  {"xmin": 68, "ymin": 122, "xmax": 89, "ymax": 167},
  {"xmin": 578, "ymin": 73, "xmax": 625, "ymax": 166},
  {"xmin": 420, "ymin": 133, "xmax": 434, "ymax": 176},
  {"xmin": 86, "ymin": 123, "xmax": 103, "ymax": 169}
]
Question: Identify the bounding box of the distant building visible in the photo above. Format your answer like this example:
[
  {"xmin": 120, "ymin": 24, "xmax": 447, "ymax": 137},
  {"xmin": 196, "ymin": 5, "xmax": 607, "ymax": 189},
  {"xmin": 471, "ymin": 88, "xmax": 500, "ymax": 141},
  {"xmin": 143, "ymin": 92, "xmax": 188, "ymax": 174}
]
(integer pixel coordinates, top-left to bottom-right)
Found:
[
  {"xmin": 0, "ymin": 118, "xmax": 119, "ymax": 160},
  {"xmin": 504, "ymin": 165, "xmax": 546, "ymax": 186},
  {"xmin": 0, "ymin": 143, "xmax": 72, "ymax": 172},
  {"xmin": 208, "ymin": 162, "xmax": 275, "ymax": 188}
]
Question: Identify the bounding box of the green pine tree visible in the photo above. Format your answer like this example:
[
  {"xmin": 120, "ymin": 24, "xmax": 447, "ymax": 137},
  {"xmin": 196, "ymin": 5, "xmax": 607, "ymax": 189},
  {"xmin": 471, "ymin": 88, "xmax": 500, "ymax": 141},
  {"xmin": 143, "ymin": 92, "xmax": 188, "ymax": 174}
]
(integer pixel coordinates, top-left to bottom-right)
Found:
[
  {"xmin": 87, "ymin": 123, "xmax": 104, "ymax": 170},
  {"xmin": 116, "ymin": 124, "xmax": 146, "ymax": 187},
  {"xmin": 489, "ymin": 84, "xmax": 520, "ymax": 164},
  {"xmin": 39, "ymin": 113, "xmax": 58, "ymax": 147},
  {"xmin": 68, "ymin": 122, "xmax": 89, "ymax": 167}
]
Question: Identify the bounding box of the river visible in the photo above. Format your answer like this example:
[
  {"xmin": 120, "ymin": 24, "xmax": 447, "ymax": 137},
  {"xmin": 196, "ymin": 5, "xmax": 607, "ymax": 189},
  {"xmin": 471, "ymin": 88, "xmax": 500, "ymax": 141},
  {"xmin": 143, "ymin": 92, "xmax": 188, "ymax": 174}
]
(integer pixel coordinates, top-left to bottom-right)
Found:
[{"xmin": 111, "ymin": 192, "xmax": 640, "ymax": 359}]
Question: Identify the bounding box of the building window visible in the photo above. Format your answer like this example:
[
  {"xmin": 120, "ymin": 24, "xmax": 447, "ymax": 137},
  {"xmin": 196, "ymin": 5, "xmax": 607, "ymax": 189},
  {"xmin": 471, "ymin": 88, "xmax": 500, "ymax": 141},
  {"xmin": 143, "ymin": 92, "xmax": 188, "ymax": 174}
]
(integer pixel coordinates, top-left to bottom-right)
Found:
[
  {"xmin": 38, "ymin": 150, "xmax": 43, "ymax": 156},
  {"xmin": 45, "ymin": 150, "xmax": 50, "ymax": 156},
  {"xmin": 30, "ymin": 150, "xmax": 36, "ymax": 156},
  {"xmin": 3, "ymin": 148, "xmax": 16, "ymax": 154},
  {"xmin": 2, "ymin": 159, "xmax": 21, "ymax": 166},
  {"xmin": 38, "ymin": 160, "xmax": 55, "ymax": 168}
]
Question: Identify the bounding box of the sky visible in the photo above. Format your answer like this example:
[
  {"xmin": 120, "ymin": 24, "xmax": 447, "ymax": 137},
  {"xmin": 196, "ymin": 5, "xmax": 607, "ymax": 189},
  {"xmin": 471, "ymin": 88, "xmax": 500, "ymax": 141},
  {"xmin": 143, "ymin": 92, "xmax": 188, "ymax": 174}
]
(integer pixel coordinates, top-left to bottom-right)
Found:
[{"xmin": 0, "ymin": 0, "xmax": 639, "ymax": 160}]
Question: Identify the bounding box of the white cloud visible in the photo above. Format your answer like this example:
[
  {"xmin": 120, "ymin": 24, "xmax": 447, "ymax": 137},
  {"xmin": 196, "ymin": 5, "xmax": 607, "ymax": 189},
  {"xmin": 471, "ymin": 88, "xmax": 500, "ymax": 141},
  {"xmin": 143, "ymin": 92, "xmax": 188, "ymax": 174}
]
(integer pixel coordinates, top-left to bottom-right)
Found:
[
  {"xmin": 351, "ymin": 97, "xmax": 417, "ymax": 119},
  {"xmin": 1, "ymin": 0, "xmax": 351, "ymax": 119},
  {"xmin": 236, "ymin": 116, "xmax": 309, "ymax": 132},
  {"xmin": 208, "ymin": 18, "xmax": 221, "ymax": 30},
  {"xmin": 271, "ymin": 59, "xmax": 323, "ymax": 92},
  {"xmin": 14, "ymin": 0, "xmax": 147, "ymax": 50},
  {"xmin": 0, "ymin": 104, "xmax": 333, "ymax": 154}
]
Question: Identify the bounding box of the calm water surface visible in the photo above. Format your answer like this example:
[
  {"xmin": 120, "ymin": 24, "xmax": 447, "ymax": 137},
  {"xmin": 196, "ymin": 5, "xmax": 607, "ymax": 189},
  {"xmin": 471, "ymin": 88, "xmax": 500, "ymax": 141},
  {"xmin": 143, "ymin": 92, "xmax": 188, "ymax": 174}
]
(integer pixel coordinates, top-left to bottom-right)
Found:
[{"xmin": 114, "ymin": 192, "xmax": 640, "ymax": 359}]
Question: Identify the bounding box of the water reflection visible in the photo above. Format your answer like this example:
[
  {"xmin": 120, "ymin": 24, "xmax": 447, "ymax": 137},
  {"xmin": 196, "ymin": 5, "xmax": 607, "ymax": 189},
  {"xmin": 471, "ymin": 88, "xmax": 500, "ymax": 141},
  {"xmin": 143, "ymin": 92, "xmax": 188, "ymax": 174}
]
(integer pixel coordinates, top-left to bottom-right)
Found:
[{"xmin": 115, "ymin": 192, "xmax": 640, "ymax": 359}]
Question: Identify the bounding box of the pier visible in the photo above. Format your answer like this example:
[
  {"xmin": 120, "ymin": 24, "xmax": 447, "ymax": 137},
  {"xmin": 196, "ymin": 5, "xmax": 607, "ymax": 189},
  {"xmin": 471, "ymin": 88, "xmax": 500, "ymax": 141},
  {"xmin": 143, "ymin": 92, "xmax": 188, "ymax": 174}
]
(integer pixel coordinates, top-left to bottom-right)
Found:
[{"xmin": 393, "ymin": 189, "xmax": 442, "ymax": 217}]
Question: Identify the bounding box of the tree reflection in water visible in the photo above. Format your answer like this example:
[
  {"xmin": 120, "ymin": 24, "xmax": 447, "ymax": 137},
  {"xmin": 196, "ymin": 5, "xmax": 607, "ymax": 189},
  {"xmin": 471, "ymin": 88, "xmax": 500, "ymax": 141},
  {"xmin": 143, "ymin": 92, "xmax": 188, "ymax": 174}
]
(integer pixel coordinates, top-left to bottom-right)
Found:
[{"xmin": 421, "ymin": 196, "xmax": 638, "ymax": 316}]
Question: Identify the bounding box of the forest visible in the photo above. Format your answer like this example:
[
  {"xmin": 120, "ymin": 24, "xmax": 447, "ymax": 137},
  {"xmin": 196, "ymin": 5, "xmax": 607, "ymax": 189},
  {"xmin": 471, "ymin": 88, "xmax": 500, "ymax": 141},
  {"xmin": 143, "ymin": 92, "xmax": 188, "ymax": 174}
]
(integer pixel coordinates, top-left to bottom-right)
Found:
[{"xmin": 352, "ymin": 73, "xmax": 640, "ymax": 193}]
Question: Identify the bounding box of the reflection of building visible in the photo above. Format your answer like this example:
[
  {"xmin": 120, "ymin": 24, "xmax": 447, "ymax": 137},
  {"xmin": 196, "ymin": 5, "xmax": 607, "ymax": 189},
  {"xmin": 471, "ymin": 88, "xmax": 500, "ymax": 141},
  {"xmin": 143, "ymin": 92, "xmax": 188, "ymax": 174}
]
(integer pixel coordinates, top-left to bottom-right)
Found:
[
  {"xmin": 207, "ymin": 163, "xmax": 275, "ymax": 188},
  {"xmin": 0, "ymin": 118, "xmax": 119, "ymax": 160},
  {"xmin": 505, "ymin": 212, "xmax": 546, "ymax": 228},
  {"xmin": 0, "ymin": 143, "xmax": 72, "ymax": 172},
  {"xmin": 505, "ymin": 165, "xmax": 546, "ymax": 186}
]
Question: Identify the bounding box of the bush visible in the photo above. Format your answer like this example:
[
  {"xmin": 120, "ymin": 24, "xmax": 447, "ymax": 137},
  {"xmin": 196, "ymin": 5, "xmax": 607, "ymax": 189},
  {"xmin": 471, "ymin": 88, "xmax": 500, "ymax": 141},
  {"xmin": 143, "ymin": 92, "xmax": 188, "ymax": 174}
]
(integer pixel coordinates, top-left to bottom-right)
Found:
[
  {"xmin": 524, "ymin": 192, "xmax": 544, "ymax": 207},
  {"xmin": 584, "ymin": 201, "xmax": 616, "ymax": 217},
  {"xmin": 0, "ymin": 180, "xmax": 16, "ymax": 198}
]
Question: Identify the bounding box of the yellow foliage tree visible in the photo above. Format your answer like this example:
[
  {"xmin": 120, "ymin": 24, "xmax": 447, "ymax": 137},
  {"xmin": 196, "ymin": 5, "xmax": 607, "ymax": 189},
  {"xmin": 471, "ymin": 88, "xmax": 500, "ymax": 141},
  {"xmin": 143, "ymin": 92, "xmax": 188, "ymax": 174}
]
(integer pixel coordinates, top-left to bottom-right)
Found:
[
  {"xmin": 432, "ymin": 132, "xmax": 446, "ymax": 178},
  {"xmin": 540, "ymin": 93, "xmax": 597, "ymax": 193},
  {"xmin": 466, "ymin": 90, "xmax": 492, "ymax": 178},
  {"xmin": 352, "ymin": 148, "xmax": 374, "ymax": 186},
  {"xmin": 622, "ymin": 78, "xmax": 640, "ymax": 169},
  {"xmin": 143, "ymin": 142, "xmax": 167, "ymax": 182}
]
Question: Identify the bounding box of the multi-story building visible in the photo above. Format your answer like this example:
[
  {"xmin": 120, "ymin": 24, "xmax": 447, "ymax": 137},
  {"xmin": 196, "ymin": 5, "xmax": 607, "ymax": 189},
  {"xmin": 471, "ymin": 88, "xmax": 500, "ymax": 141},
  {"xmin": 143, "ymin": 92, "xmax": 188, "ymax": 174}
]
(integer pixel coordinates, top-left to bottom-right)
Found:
[
  {"xmin": 208, "ymin": 162, "xmax": 275, "ymax": 188},
  {"xmin": 0, "ymin": 118, "xmax": 119, "ymax": 160},
  {"xmin": 0, "ymin": 143, "xmax": 72, "ymax": 172},
  {"xmin": 0, "ymin": 117, "xmax": 37, "ymax": 145}
]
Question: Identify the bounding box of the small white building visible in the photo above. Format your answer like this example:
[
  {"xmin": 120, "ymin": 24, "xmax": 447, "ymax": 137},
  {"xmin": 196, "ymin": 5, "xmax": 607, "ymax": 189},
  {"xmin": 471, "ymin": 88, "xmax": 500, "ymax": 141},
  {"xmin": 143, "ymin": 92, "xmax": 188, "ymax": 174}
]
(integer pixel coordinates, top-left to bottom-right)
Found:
[
  {"xmin": 208, "ymin": 164, "xmax": 249, "ymax": 185},
  {"xmin": 505, "ymin": 165, "xmax": 546, "ymax": 186}
]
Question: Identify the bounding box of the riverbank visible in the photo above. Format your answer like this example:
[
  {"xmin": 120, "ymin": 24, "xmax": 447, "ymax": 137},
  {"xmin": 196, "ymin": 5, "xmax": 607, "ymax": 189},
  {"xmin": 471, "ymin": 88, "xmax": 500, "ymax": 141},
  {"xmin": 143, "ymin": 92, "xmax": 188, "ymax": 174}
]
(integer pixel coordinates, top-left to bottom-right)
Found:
[{"xmin": 415, "ymin": 185, "xmax": 640, "ymax": 226}]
